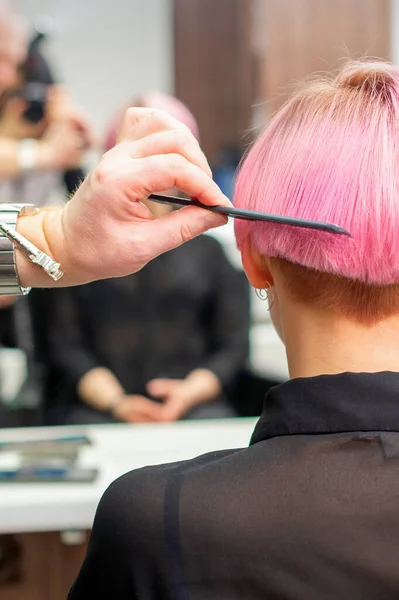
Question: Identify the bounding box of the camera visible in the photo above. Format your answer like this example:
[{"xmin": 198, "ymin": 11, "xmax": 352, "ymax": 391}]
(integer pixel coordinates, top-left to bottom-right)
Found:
[
  {"xmin": 19, "ymin": 25, "xmax": 54, "ymax": 124},
  {"xmin": 20, "ymin": 82, "xmax": 48, "ymax": 124}
]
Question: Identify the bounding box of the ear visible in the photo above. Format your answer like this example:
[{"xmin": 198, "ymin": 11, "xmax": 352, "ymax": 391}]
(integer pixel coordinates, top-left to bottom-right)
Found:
[{"xmin": 241, "ymin": 237, "xmax": 274, "ymax": 289}]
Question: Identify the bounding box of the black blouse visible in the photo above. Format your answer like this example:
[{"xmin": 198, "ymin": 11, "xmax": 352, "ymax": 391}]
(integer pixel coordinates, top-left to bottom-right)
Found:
[
  {"xmin": 69, "ymin": 372, "xmax": 399, "ymax": 600},
  {"xmin": 51, "ymin": 235, "xmax": 250, "ymax": 405}
]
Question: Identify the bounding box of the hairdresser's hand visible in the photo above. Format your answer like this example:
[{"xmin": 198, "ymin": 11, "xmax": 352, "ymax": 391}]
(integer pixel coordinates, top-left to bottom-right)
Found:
[
  {"xmin": 16, "ymin": 107, "xmax": 230, "ymax": 287},
  {"xmin": 147, "ymin": 369, "xmax": 222, "ymax": 422},
  {"xmin": 112, "ymin": 395, "xmax": 163, "ymax": 423}
]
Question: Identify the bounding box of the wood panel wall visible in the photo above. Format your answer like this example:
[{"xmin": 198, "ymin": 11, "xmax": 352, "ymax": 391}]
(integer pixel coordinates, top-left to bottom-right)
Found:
[
  {"xmin": 174, "ymin": 0, "xmax": 254, "ymax": 163},
  {"xmin": 174, "ymin": 0, "xmax": 391, "ymax": 159},
  {"xmin": 261, "ymin": 0, "xmax": 392, "ymax": 114}
]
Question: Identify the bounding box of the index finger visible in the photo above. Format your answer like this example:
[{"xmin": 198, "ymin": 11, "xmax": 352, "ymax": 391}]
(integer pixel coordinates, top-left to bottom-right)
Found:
[
  {"xmin": 125, "ymin": 154, "xmax": 231, "ymax": 208},
  {"xmin": 118, "ymin": 107, "xmax": 198, "ymax": 145}
]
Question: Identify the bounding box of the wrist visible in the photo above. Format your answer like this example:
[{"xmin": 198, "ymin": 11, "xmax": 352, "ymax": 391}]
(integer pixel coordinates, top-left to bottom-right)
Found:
[
  {"xmin": 185, "ymin": 369, "xmax": 222, "ymax": 404},
  {"xmin": 77, "ymin": 368, "xmax": 125, "ymax": 412},
  {"xmin": 15, "ymin": 207, "xmax": 76, "ymax": 288},
  {"xmin": 107, "ymin": 394, "xmax": 127, "ymax": 416}
]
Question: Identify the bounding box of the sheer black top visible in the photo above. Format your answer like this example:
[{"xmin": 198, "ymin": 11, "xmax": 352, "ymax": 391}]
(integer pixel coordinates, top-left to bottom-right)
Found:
[{"xmin": 69, "ymin": 372, "xmax": 399, "ymax": 600}]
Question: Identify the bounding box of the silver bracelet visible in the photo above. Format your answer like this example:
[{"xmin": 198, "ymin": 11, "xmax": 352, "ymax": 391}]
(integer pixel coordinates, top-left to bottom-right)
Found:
[{"xmin": 0, "ymin": 204, "xmax": 64, "ymax": 296}]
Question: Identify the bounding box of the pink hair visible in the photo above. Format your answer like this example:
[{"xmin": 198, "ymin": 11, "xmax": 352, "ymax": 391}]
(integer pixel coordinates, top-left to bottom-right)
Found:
[
  {"xmin": 234, "ymin": 61, "xmax": 399, "ymax": 285},
  {"xmin": 105, "ymin": 92, "xmax": 199, "ymax": 152}
]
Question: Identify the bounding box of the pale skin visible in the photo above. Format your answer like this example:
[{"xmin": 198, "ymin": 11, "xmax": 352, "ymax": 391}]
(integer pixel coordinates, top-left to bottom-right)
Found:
[{"xmin": 241, "ymin": 239, "xmax": 399, "ymax": 379}]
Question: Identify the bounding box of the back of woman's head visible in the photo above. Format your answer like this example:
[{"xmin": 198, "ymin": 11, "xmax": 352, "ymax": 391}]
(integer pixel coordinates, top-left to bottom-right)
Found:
[{"xmin": 234, "ymin": 61, "xmax": 399, "ymax": 323}]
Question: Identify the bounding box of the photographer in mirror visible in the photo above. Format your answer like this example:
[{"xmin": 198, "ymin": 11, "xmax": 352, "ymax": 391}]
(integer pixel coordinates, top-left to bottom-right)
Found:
[{"xmin": 0, "ymin": 3, "xmax": 89, "ymax": 187}]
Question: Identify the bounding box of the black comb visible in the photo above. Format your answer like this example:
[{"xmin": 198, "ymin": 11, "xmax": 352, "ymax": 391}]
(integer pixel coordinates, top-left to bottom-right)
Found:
[{"xmin": 148, "ymin": 194, "xmax": 350, "ymax": 236}]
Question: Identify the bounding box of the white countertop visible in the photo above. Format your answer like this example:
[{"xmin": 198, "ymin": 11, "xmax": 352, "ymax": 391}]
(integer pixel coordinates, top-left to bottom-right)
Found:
[{"xmin": 0, "ymin": 419, "xmax": 257, "ymax": 535}]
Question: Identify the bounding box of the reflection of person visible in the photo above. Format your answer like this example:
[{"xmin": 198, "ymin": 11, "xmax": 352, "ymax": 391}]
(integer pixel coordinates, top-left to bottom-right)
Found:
[
  {"xmin": 0, "ymin": 4, "xmax": 231, "ymax": 295},
  {"xmin": 48, "ymin": 96, "xmax": 249, "ymax": 425},
  {"xmin": 70, "ymin": 61, "xmax": 399, "ymax": 600},
  {"xmin": 0, "ymin": 25, "xmax": 91, "ymax": 416},
  {"xmin": 0, "ymin": 5, "xmax": 88, "ymax": 183},
  {"xmin": 0, "ymin": 45, "xmax": 90, "ymax": 205},
  {"xmin": 48, "ymin": 226, "xmax": 249, "ymax": 425}
]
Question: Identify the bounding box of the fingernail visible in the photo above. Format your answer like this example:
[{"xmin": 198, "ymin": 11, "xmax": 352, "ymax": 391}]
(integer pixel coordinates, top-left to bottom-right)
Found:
[{"xmin": 204, "ymin": 214, "xmax": 228, "ymax": 229}]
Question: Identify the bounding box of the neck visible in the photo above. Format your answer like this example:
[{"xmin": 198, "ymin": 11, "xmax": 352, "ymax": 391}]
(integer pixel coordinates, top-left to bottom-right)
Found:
[{"xmin": 281, "ymin": 302, "xmax": 399, "ymax": 379}]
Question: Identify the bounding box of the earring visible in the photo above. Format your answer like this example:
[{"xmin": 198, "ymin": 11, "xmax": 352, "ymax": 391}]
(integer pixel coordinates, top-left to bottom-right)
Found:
[
  {"xmin": 255, "ymin": 278, "xmax": 272, "ymax": 302},
  {"xmin": 255, "ymin": 285, "xmax": 275, "ymax": 310},
  {"xmin": 255, "ymin": 288, "xmax": 268, "ymax": 301},
  {"xmin": 266, "ymin": 287, "xmax": 275, "ymax": 311}
]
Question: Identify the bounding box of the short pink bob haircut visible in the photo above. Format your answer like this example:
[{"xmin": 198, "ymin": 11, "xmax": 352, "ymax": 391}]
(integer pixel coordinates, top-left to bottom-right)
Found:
[{"xmin": 234, "ymin": 61, "xmax": 399, "ymax": 323}]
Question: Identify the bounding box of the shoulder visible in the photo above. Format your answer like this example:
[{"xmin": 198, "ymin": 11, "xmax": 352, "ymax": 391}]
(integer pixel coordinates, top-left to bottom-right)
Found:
[
  {"xmin": 96, "ymin": 449, "xmax": 239, "ymax": 542},
  {"xmin": 102, "ymin": 448, "xmax": 238, "ymax": 503},
  {"xmin": 69, "ymin": 450, "xmax": 243, "ymax": 598}
]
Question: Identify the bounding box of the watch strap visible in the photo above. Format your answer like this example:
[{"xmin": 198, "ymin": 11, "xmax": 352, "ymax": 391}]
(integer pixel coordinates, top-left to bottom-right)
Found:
[{"xmin": 0, "ymin": 205, "xmax": 32, "ymax": 295}]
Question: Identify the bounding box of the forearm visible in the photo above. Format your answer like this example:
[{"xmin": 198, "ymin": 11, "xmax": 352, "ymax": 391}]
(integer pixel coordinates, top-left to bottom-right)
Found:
[
  {"xmin": 185, "ymin": 369, "xmax": 222, "ymax": 404},
  {"xmin": 77, "ymin": 368, "xmax": 125, "ymax": 412},
  {"xmin": 0, "ymin": 138, "xmax": 55, "ymax": 179},
  {"xmin": 15, "ymin": 206, "xmax": 76, "ymax": 288},
  {"xmin": 0, "ymin": 139, "xmax": 22, "ymax": 178}
]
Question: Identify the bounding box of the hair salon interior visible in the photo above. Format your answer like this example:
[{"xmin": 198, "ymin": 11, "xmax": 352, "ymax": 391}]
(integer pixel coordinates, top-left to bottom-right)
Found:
[{"xmin": 0, "ymin": 1, "xmax": 395, "ymax": 598}]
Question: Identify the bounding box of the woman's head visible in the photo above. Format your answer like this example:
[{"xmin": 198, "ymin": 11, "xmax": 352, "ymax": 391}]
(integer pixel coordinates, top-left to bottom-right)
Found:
[
  {"xmin": 0, "ymin": 2, "xmax": 27, "ymax": 93},
  {"xmin": 235, "ymin": 61, "xmax": 399, "ymax": 326}
]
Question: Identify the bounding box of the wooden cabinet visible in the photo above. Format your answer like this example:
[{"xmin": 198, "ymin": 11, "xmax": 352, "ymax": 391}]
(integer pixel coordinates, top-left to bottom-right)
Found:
[{"xmin": 0, "ymin": 533, "xmax": 88, "ymax": 600}]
